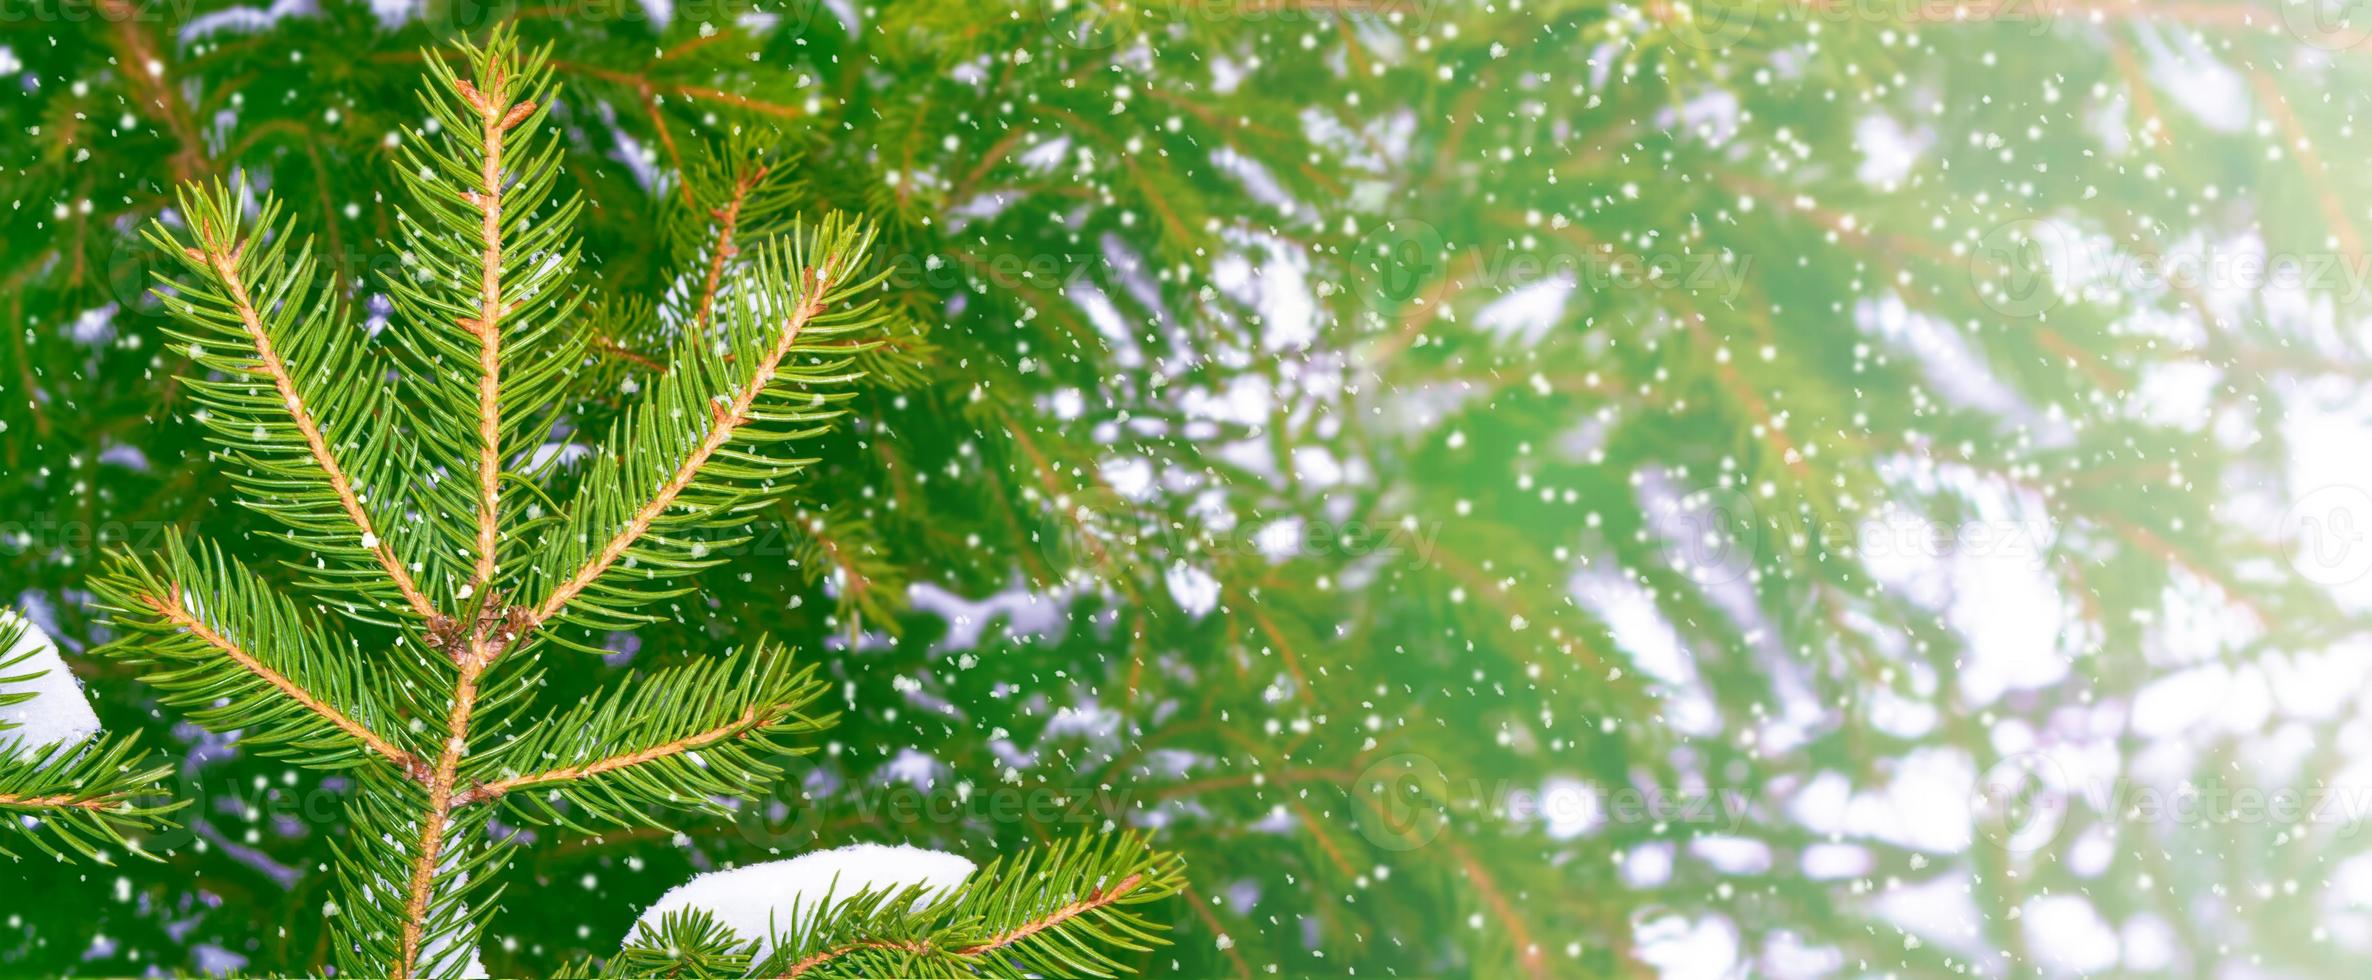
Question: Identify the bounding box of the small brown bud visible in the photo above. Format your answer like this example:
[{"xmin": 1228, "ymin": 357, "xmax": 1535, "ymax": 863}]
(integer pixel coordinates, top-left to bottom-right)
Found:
[{"xmin": 497, "ymin": 100, "xmax": 538, "ymax": 133}]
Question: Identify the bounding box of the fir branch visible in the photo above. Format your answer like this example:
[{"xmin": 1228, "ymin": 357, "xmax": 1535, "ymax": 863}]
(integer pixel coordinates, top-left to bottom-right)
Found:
[
  {"xmin": 778, "ymin": 873, "xmax": 1148, "ymax": 972},
  {"xmin": 0, "ymin": 615, "xmax": 181, "ymax": 863},
  {"xmin": 612, "ymin": 909, "xmax": 756, "ymax": 979},
  {"xmin": 145, "ymin": 588, "xmax": 417, "ymax": 771},
  {"xmin": 0, "ymin": 792, "xmax": 113, "ymax": 810},
  {"xmin": 148, "ymin": 183, "xmax": 438, "ymax": 621},
  {"xmin": 97, "ymin": 0, "xmax": 205, "ymax": 181},
  {"xmin": 388, "ymin": 29, "xmax": 585, "ymax": 612},
  {"xmin": 72, "ymin": 21, "xmax": 1180, "ymax": 978},
  {"xmin": 525, "ymin": 221, "xmax": 891, "ymax": 635},
  {"xmin": 454, "ymin": 643, "xmax": 835, "ymax": 827},
  {"xmin": 332, "ymin": 773, "xmax": 508, "ymax": 980},
  {"xmin": 594, "ymin": 336, "xmax": 668, "ymax": 375},
  {"xmin": 95, "ymin": 534, "xmax": 422, "ymax": 773},
  {"xmin": 463, "ymin": 714, "xmax": 760, "ymax": 802},
  {"xmin": 782, "ymin": 509, "xmax": 909, "ymax": 637},
  {"xmin": 0, "ymin": 735, "xmax": 181, "ymax": 863},
  {"xmin": 755, "ymin": 832, "xmax": 1187, "ymax": 980}
]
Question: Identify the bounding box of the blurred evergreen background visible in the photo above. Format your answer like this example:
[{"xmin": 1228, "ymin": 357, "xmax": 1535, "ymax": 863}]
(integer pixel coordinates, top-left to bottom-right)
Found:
[{"xmin": 7, "ymin": 0, "xmax": 2372, "ymax": 975}]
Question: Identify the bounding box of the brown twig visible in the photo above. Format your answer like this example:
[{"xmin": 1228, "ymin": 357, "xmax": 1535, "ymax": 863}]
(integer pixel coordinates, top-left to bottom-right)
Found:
[
  {"xmin": 392, "ymin": 641, "xmax": 490, "ymax": 980},
  {"xmin": 592, "ymin": 336, "xmax": 669, "ymax": 374},
  {"xmin": 456, "ymin": 76, "xmax": 534, "ymax": 594},
  {"xmin": 0, "ymin": 792, "xmax": 135, "ymax": 811},
  {"xmin": 99, "ymin": 0, "xmax": 207, "ymax": 182},
  {"xmin": 454, "ymin": 707, "xmax": 774, "ymax": 805},
  {"xmin": 2248, "ymin": 68, "xmax": 2365, "ymax": 258},
  {"xmin": 553, "ymin": 61, "xmax": 808, "ymax": 121},
  {"xmin": 389, "ymin": 72, "xmax": 545, "ymax": 980},
  {"xmin": 692, "ymin": 165, "xmax": 769, "ymax": 336},
  {"xmin": 1445, "ymin": 838, "xmax": 1550, "ymax": 980}
]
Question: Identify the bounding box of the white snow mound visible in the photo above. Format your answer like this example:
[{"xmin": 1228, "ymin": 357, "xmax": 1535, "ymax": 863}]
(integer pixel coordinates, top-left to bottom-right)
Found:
[
  {"xmin": 0, "ymin": 608, "xmax": 101, "ymax": 749},
  {"xmin": 632, "ymin": 843, "xmax": 976, "ymax": 958}
]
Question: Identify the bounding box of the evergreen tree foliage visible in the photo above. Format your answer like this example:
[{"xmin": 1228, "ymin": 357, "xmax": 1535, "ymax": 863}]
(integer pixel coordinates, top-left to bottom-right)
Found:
[
  {"xmin": 2, "ymin": 0, "xmax": 2369, "ymax": 977},
  {"xmin": 0, "ymin": 613, "xmax": 180, "ymax": 861},
  {"xmin": 592, "ymin": 832, "xmax": 1186, "ymax": 979}
]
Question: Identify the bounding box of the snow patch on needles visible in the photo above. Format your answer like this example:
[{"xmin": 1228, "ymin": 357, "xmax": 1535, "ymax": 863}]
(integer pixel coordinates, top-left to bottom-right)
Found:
[
  {"xmin": 0, "ymin": 608, "xmax": 101, "ymax": 748},
  {"xmin": 633, "ymin": 844, "xmax": 975, "ymax": 958}
]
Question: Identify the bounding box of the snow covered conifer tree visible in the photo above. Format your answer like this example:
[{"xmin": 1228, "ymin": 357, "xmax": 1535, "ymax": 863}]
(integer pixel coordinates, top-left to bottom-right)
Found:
[{"xmin": 79, "ymin": 30, "xmax": 1180, "ymax": 979}]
